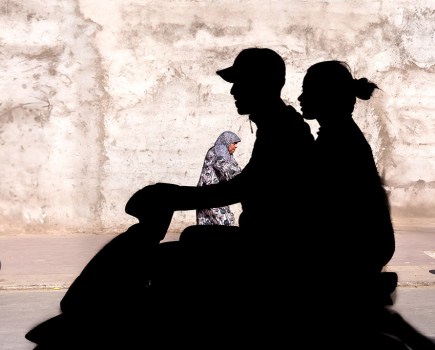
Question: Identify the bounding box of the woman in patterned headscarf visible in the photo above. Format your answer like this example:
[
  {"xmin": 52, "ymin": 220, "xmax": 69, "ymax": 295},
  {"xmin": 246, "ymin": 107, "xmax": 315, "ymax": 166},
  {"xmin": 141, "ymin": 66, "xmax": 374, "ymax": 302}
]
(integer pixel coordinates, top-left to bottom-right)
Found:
[{"xmin": 196, "ymin": 131, "xmax": 242, "ymax": 226}]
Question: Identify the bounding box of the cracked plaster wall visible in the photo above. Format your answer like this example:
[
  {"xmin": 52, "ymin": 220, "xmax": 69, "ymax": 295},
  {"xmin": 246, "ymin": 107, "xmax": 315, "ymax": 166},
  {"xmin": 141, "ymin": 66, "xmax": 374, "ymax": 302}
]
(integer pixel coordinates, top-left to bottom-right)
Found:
[{"xmin": 0, "ymin": 0, "xmax": 434, "ymax": 235}]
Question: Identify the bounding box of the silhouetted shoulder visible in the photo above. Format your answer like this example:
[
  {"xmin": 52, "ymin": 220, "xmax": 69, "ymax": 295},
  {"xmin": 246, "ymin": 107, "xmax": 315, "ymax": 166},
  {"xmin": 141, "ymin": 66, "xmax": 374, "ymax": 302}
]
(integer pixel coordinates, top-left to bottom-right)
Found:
[{"xmin": 285, "ymin": 105, "xmax": 315, "ymax": 142}]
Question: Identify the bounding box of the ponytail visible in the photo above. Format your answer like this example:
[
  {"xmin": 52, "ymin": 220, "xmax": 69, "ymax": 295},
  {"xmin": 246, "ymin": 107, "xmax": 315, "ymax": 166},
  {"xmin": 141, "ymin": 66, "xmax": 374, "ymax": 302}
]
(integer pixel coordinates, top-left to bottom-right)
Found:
[{"xmin": 353, "ymin": 78, "xmax": 379, "ymax": 100}]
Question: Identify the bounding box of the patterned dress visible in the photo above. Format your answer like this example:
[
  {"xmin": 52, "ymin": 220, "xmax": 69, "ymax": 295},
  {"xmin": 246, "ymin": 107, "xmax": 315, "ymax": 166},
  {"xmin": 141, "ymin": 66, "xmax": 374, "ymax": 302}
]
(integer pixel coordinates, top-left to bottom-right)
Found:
[{"xmin": 196, "ymin": 131, "xmax": 242, "ymax": 225}]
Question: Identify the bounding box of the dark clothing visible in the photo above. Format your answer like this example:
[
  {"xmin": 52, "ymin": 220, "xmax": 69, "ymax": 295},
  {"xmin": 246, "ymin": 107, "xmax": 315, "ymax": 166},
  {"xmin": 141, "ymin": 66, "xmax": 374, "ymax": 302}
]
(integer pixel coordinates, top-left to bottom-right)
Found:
[
  {"xmin": 313, "ymin": 118, "xmax": 395, "ymax": 276},
  {"xmin": 235, "ymin": 106, "xmax": 314, "ymax": 237},
  {"xmin": 309, "ymin": 117, "xmax": 396, "ymax": 324}
]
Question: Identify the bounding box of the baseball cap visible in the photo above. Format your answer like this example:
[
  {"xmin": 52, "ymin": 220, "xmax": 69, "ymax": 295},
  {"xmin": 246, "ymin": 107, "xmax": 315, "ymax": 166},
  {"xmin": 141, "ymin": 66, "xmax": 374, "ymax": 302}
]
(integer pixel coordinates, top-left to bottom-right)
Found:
[{"xmin": 216, "ymin": 48, "xmax": 286, "ymax": 84}]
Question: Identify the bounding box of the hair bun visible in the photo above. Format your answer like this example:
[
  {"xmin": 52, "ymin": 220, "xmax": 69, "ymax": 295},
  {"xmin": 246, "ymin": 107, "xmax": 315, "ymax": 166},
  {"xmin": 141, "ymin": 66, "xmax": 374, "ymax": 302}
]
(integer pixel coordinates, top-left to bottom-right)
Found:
[{"xmin": 353, "ymin": 78, "xmax": 378, "ymax": 100}]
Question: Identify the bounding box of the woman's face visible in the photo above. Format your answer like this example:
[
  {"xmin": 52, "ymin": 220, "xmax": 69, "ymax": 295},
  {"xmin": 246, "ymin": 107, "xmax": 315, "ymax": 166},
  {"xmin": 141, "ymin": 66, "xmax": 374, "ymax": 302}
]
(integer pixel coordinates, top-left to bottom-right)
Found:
[
  {"xmin": 228, "ymin": 142, "xmax": 238, "ymax": 155},
  {"xmin": 298, "ymin": 67, "xmax": 355, "ymax": 121},
  {"xmin": 298, "ymin": 73, "xmax": 327, "ymax": 121}
]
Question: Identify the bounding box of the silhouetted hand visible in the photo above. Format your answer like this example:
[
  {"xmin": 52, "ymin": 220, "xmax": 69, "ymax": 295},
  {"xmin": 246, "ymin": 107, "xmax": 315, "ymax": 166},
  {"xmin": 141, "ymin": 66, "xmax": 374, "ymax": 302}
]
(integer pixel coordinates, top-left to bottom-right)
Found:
[{"xmin": 125, "ymin": 183, "xmax": 179, "ymax": 223}]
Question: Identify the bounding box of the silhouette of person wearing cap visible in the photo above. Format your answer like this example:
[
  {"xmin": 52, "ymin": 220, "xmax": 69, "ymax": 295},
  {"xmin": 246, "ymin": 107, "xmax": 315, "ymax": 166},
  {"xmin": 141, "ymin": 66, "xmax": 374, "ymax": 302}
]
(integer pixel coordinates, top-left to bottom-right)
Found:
[
  {"xmin": 127, "ymin": 47, "xmax": 314, "ymax": 241},
  {"xmin": 25, "ymin": 48, "xmax": 316, "ymax": 349},
  {"xmin": 122, "ymin": 47, "xmax": 316, "ymax": 345},
  {"xmin": 124, "ymin": 48, "xmax": 316, "ymax": 290}
]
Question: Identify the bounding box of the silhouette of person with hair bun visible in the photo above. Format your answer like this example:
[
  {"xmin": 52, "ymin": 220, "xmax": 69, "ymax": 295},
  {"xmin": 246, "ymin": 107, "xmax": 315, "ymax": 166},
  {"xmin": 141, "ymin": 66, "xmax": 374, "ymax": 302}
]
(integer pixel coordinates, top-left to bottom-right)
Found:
[
  {"xmin": 298, "ymin": 60, "xmax": 435, "ymax": 350},
  {"xmin": 299, "ymin": 60, "xmax": 395, "ymax": 282}
]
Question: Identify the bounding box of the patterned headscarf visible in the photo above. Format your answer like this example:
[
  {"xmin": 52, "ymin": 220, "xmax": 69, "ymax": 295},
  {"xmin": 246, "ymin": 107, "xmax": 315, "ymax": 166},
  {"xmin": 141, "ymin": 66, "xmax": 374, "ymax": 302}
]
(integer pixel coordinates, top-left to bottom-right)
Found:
[{"xmin": 214, "ymin": 131, "xmax": 241, "ymax": 162}]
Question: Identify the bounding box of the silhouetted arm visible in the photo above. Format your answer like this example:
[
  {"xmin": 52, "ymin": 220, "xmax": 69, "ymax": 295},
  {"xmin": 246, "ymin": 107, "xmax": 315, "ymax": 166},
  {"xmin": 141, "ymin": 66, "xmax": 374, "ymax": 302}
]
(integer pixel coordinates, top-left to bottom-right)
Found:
[{"xmin": 125, "ymin": 174, "xmax": 245, "ymax": 220}]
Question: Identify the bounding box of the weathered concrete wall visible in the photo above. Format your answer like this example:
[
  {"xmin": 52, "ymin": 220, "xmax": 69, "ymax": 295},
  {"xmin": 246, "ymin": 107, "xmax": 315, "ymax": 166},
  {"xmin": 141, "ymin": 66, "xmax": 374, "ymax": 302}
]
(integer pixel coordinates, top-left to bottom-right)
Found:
[{"xmin": 0, "ymin": 0, "xmax": 434, "ymax": 235}]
